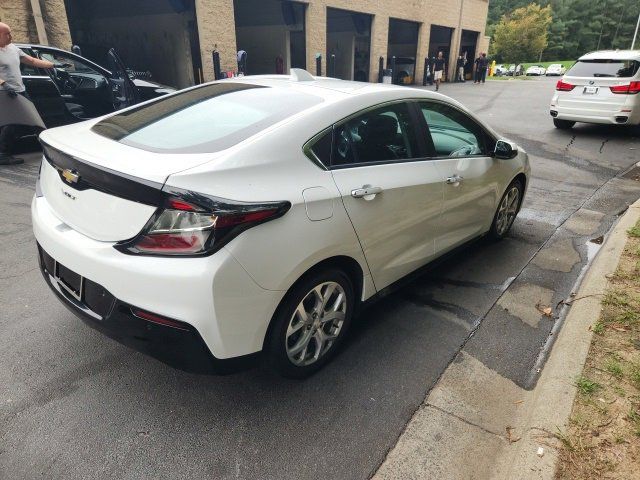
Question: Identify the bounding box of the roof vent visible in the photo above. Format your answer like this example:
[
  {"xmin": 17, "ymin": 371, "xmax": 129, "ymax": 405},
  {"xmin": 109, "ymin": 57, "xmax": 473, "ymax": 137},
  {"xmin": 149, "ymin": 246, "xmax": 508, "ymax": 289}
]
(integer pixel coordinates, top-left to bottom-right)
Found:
[{"xmin": 290, "ymin": 68, "xmax": 315, "ymax": 82}]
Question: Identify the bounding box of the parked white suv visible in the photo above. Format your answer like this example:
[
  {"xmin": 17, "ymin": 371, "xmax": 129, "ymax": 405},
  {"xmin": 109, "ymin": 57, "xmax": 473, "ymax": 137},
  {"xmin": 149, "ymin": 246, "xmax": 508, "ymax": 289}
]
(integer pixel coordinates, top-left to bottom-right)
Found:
[
  {"xmin": 33, "ymin": 71, "xmax": 530, "ymax": 377},
  {"xmin": 550, "ymin": 50, "xmax": 640, "ymax": 129}
]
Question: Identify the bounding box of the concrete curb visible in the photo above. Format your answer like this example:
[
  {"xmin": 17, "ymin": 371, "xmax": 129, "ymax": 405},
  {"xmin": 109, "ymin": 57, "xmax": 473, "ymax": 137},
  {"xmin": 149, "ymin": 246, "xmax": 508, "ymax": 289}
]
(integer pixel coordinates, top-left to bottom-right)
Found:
[
  {"xmin": 491, "ymin": 198, "xmax": 640, "ymax": 479},
  {"xmin": 373, "ymin": 199, "xmax": 640, "ymax": 480}
]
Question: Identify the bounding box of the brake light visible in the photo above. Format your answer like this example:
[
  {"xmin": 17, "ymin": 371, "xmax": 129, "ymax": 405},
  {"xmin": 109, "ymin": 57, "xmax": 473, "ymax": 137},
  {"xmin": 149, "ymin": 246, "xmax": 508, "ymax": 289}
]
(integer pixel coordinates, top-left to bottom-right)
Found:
[
  {"xmin": 610, "ymin": 81, "xmax": 640, "ymax": 94},
  {"xmin": 115, "ymin": 192, "xmax": 290, "ymax": 256},
  {"xmin": 556, "ymin": 80, "xmax": 575, "ymax": 91}
]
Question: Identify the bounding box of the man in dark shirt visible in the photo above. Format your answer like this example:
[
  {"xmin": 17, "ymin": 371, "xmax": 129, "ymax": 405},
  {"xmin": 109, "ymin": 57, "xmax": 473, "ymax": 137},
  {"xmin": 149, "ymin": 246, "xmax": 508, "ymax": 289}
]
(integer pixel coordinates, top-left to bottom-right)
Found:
[
  {"xmin": 432, "ymin": 51, "xmax": 446, "ymax": 91},
  {"xmin": 474, "ymin": 53, "xmax": 489, "ymax": 84}
]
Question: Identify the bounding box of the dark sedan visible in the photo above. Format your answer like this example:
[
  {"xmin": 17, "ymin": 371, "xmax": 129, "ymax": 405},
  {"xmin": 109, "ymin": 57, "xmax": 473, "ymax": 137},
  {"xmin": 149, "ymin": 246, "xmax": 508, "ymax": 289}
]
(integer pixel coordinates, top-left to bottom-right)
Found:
[{"xmin": 16, "ymin": 44, "xmax": 176, "ymax": 128}]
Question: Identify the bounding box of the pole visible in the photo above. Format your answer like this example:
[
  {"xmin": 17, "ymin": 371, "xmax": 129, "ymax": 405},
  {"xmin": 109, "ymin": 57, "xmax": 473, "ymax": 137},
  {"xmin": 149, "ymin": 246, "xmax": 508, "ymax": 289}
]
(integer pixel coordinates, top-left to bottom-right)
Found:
[
  {"xmin": 632, "ymin": 10, "xmax": 640, "ymax": 49},
  {"xmin": 29, "ymin": 0, "xmax": 49, "ymax": 45}
]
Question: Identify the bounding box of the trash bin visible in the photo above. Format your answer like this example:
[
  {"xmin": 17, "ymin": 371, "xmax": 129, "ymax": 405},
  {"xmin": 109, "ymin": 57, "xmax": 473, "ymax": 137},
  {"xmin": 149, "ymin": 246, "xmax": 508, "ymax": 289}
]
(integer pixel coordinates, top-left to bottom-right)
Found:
[{"xmin": 382, "ymin": 69, "xmax": 393, "ymax": 84}]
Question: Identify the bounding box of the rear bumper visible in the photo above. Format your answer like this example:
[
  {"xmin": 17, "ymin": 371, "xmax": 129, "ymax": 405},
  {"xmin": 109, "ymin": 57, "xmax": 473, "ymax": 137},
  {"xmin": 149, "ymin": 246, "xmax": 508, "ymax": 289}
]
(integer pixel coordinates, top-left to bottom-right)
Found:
[
  {"xmin": 32, "ymin": 194, "xmax": 285, "ymax": 370},
  {"xmin": 37, "ymin": 245, "xmax": 254, "ymax": 374},
  {"xmin": 550, "ymin": 94, "xmax": 640, "ymax": 125}
]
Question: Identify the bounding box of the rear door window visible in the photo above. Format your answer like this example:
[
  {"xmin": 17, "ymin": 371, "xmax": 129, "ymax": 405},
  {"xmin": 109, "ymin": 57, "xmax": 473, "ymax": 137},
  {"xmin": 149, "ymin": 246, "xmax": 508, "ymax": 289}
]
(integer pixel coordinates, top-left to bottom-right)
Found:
[
  {"xmin": 92, "ymin": 83, "xmax": 323, "ymax": 154},
  {"xmin": 566, "ymin": 60, "xmax": 640, "ymax": 78},
  {"xmin": 331, "ymin": 102, "xmax": 419, "ymax": 167}
]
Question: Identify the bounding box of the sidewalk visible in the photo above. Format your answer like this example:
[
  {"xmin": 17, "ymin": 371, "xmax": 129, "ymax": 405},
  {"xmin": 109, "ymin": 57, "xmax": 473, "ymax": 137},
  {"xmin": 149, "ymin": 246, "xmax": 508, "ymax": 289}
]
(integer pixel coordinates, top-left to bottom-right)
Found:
[{"xmin": 373, "ymin": 199, "xmax": 640, "ymax": 480}]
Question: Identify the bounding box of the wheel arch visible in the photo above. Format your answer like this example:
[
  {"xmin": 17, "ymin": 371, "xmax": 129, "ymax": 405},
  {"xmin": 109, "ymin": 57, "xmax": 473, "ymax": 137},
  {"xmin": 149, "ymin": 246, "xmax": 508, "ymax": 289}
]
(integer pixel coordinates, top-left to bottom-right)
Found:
[{"xmin": 261, "ymin": 255, "xmax": 365, "ymax": 350}]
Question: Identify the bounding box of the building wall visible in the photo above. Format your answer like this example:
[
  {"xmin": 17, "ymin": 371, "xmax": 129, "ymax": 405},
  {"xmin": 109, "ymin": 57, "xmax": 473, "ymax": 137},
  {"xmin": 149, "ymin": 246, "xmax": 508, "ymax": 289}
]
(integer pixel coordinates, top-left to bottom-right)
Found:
[
  {"xmin": 0, "ymin": 0, "xmax": 71, "ymax": 48},
  {"xmin": 304, "ymin": 0, "xmax": 489, "ymax": 83},
  {"xmin": 2, "ymin": 0, "xmax": 488, "ymax": 84}
]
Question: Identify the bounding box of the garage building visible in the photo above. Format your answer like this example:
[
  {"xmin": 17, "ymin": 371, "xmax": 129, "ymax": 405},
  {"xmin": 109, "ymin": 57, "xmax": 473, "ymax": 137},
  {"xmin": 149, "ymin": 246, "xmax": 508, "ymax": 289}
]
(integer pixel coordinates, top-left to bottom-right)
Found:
[{"xmin": 1, "ymin": 0, "xmax": 490, "ymax": 88}]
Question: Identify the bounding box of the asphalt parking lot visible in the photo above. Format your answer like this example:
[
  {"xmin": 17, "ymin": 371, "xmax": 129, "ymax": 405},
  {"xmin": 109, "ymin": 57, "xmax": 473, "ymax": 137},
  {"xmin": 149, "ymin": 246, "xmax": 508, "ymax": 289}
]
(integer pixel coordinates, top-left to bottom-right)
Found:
[{"xmin": 1, "ymin": 76, "xmax": 639, "ymax": 479}]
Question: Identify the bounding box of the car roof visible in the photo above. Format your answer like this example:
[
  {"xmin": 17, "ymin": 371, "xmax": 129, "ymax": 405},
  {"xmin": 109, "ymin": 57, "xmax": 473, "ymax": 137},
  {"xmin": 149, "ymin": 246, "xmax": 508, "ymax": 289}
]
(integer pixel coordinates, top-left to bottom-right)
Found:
[
  {"xmin": 579, "ymin": 50, "xmax": 640, "ymax": 61},
  {"xmin": 225, "ymin": 72, "xmax": 443, "ymax": 102}
]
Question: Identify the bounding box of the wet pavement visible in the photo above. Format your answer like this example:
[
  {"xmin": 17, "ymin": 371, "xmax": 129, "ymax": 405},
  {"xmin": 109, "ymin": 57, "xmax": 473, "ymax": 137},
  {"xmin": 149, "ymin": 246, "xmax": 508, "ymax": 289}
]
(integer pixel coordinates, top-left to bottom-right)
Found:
[{"xmin": 1, "ymin": 77, "xmax": 639, "ymax": 479}]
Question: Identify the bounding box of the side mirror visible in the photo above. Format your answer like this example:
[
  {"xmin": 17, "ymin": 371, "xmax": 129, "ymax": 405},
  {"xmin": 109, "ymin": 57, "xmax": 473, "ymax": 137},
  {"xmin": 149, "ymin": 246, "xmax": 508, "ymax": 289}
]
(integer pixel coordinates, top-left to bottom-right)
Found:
[{"xmin": 494, "ymin": 140, "xmax": 518, "ymax": 159}]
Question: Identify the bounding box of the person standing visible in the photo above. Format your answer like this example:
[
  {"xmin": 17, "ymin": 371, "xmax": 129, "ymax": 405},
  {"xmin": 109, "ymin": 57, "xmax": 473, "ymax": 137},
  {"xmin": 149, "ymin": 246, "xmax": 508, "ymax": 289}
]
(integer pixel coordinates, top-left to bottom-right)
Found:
[
  {"xmin": 0, "ymin": 22, "xmax": 58, "ymax": 165},
  {"xmin": 432, "ymin": 51, "xmax": 446, "ymax": 91},
  {"xmin": 456, "ymin": 55, "xmax": 466, "ymax": 82},
  {"xmin": 474, "ymin": 53, "xmax": 489, "ymax": 84}
]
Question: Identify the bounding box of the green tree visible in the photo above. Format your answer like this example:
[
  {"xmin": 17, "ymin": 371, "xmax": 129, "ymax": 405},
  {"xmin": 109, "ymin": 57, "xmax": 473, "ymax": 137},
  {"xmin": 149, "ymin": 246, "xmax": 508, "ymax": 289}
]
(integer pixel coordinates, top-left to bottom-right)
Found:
[{"xmin": 492, "ymin": 3, "xmax": 553, "ymax": 63}]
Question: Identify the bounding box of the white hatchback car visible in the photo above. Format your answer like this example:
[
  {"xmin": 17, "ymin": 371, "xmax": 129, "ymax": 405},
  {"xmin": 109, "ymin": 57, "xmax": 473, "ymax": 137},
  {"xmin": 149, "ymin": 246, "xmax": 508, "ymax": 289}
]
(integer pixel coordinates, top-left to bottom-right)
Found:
[
  {"xmin": 33, "ymin": 70, "xmax": 530, "ymax": 377},
  {"xmin": 550, "ymin": 50, "xmax": 640, "ymax": 129}
]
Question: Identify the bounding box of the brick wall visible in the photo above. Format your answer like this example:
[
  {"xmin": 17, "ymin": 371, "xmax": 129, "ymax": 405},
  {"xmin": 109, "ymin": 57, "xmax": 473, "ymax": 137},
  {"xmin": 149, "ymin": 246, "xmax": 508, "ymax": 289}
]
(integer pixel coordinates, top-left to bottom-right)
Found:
[
  {"xmin": 1, "ymin": 0, "xmax": 489, "ymax": 84},
  {"xmin": 0, "ymin": 0, "xmax": 71, "ymax": 47}
]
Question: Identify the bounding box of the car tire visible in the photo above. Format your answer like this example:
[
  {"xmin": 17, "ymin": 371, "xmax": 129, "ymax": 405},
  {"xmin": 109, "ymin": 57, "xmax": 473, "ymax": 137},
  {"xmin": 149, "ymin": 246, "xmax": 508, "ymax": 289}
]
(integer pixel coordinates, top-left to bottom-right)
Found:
[
  {"xmin": 266, "ymin": 268, "xmax": 355, "ymax": 378},
  {"xmin": 488, "ymin": 179, "xmax": 523, "ymax": 241},
  {"xmin": 553, "ymin": 118, "xmax": 575, "ymax": 130}
]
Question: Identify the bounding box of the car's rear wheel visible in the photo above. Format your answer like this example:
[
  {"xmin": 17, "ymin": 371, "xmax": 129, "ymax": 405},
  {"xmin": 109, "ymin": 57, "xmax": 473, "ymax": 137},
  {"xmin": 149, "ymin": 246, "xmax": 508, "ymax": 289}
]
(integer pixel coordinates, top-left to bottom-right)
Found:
[
  {"xmin": 266, "ymin": 268, "xmax": 355, "ymax": 378},
  {"xmin": 489, "ymin": 180, "xmax": 523, "ymax": 240},
  {"xmin": 553, "ymin": 118, "xmax": 575, "ymax": 129}
]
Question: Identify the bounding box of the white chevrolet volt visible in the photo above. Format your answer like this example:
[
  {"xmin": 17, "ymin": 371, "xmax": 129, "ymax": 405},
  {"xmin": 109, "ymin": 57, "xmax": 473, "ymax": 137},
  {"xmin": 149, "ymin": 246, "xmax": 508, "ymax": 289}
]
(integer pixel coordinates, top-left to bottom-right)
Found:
[{"xmin": 32, "ymin": 69, "xmax": 530, "ymax": 377}]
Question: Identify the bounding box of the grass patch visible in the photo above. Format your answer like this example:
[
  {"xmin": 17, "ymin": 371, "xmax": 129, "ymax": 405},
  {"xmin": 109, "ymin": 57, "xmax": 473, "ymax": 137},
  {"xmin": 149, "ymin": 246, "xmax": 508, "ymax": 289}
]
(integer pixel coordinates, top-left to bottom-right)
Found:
[
  {"xmin": 556, "ymin": 221, "xmax": 640, "ymax": 479},
  {"xmin": 628, "ymin": 225, "xmax": 640, "ymax": 238},
  {"xmin": 605, "ymin": 359, "xmax": 624, "ymax": 378},
  {"xmin": 575, "ymin": 376, "xmax": 601, "ymax": 395}
]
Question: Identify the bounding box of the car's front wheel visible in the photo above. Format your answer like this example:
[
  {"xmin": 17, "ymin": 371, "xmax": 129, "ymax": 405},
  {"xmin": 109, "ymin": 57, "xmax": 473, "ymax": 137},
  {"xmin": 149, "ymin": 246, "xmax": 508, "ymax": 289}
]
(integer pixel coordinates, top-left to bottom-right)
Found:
[
  {"xmin": 489, "ymin": 180, "xmax": 523, "ymax": 240},
  {"xmin": 266, "ymin": 268, "xmax": 355, "ymax": 378},
  {"xmin": 553, "ymin": 118, "xmax": 575, "ymax": 129}
]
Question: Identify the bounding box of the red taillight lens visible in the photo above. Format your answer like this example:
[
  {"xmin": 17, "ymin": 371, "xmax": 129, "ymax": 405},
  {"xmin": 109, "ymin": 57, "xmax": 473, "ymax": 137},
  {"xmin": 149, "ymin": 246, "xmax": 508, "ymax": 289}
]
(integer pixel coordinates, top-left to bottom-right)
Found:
[
  {"xmin": 556, "ymin": 80, "xmax": 575, "ymax": 91},
  {"xmin": 116, "ymin": 195, "xmax": 291, "ymax": 256},
  {"xmin": 610, "ymin": 81, "xmax": 640, "ymax": 94}
]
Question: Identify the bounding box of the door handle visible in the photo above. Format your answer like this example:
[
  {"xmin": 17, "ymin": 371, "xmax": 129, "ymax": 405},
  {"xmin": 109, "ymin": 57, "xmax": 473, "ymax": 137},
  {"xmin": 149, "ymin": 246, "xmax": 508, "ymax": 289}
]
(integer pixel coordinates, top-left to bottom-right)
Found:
[
  {"xmin": 351, "ymin": 186, "xmax": 382, "ymax": 198},
  {"xmin": 445, "ymin": 175, "xmax": 463, "ymax": 185}
]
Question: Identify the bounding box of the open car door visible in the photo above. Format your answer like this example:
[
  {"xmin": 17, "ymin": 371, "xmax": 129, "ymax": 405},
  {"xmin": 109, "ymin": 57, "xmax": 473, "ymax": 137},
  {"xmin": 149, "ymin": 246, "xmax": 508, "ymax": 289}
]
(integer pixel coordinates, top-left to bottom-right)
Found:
[{"xmin": 107, "ymin": 48, "xmax": 139, "ymax": 110}]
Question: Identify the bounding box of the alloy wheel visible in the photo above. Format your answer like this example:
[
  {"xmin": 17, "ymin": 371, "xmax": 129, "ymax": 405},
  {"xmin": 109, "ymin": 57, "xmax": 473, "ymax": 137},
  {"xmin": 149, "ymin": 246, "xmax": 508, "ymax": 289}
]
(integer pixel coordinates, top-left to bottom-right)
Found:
[
  {"xmin": 285, "ymin": 281, "xmax": 347, "ymax": 367},
  {"xmin": 495, "ymin": 186, "xmax": 520, "ymax": 236}
]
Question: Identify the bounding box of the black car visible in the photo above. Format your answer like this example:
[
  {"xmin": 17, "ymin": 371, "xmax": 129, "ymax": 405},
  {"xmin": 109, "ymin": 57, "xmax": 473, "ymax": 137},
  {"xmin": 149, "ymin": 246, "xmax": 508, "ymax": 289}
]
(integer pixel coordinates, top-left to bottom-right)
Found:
[{"xmin": 16, "ymin": 44, "xmax": 176, "ymax": 128}]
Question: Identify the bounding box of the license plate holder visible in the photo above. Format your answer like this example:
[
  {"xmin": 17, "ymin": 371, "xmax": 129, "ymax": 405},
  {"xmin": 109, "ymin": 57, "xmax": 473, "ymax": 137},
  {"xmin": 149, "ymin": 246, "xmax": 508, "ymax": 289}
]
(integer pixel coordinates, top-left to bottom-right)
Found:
[
  {"xmin": 583, "ymin": 86, "xmax": 598, "ymax": 95},
  {"xmin": 55, "ymin": 261, "xmax": 84, "ymax": 301}
]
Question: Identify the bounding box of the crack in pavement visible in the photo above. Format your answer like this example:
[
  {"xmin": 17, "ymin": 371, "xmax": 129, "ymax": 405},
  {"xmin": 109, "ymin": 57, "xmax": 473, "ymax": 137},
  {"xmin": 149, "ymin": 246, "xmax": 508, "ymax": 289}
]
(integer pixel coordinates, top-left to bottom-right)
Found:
[
  {"xmin": 425, "ymin": 403, "xmax": 508, "ymax": 440},
  {"xmin": 600, "ymin": 139, "xmax": 610, "ymax": 154}
]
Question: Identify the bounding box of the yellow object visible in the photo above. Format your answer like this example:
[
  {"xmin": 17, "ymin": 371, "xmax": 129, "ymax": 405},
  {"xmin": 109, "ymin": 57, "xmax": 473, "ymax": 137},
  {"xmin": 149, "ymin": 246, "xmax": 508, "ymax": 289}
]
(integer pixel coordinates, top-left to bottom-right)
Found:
[{"xmin": 490, "ymin": 60, "xmax": 496, "ymax": 77}]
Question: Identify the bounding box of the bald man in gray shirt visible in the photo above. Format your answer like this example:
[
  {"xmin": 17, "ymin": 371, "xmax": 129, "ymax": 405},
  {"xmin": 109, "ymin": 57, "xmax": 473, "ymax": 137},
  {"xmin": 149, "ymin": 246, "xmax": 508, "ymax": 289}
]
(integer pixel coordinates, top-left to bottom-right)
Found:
[{"xmin": 0, "ymin": 22, "xmax": 58, "ymax": 165}]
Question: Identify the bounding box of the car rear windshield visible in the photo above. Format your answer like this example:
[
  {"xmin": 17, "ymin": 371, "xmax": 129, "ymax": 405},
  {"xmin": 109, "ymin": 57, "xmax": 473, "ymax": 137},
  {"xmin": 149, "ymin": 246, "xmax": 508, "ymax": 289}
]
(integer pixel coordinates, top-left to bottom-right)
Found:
[
  {"xmin": 91, "ymin": 83, "xmax": 323, "ymax": 153},
  {"xmin": 566, "ymin": 59, "xmax": 640, "ymax": 78}
]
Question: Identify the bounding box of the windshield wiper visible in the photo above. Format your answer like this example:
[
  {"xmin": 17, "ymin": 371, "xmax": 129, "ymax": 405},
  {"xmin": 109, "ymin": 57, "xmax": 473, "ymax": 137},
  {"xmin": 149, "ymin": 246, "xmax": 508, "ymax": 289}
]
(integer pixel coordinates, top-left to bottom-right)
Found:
[{"xmin": 592, "ymin": 74, "xmax": 615, "ymax": 77}]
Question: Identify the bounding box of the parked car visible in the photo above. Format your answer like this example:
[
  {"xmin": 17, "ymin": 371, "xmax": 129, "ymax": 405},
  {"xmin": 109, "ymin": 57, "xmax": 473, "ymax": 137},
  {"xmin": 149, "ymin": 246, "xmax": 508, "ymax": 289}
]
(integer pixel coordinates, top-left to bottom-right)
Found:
[
  {"xmin": 507, "ymin": 64, "xmax": 524, "ymax": 76},
  {"xmin": 525, "ymin": 65, "xmax": 546, "ymax": 76},
  {"xmin": 494, "ymin": 64, "xmax": 508, "ymax": 76},
  {"xmin": 17, "ymin": 43, "xmax": 176, "ymax": 128},
  {"xmin": 392, "ymin": 56, "xmax": 416, "ymax": 85},
  {"xmin": 33, "ymin": 69, "xmax": 530, "ymax": 377},
  {"xmin": 550, "ymin": 50, "xmax": 640, "ymax": 129},
  {"xmin": 545, "ymin": 63, "xmax": 567, "ymax": 76}
]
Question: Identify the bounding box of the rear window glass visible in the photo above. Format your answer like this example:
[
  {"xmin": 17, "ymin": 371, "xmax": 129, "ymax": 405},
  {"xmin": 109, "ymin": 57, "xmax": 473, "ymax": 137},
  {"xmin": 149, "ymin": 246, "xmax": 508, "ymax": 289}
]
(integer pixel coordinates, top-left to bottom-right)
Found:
[
  {"xmin": 92, "ymin": 83, "xmax": 323, "ymax": 153},
  {"xmin": 566, "ymin": 60, "xmax": 640, "ymax": 78}
]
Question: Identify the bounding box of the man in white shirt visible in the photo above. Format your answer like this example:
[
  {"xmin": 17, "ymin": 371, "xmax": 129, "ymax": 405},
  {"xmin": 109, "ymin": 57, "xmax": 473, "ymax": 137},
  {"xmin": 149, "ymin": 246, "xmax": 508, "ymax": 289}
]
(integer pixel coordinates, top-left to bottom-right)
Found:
[{"xmin": 0, "ymin": 22, "xmax": 58, "ymax": 165}]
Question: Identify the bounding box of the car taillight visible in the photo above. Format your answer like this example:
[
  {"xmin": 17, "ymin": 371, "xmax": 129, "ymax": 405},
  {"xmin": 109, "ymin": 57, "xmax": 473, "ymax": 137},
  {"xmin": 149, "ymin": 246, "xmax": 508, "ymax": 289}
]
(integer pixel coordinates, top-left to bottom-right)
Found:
[
  {"xmin": 556, "ymin": 80, "xmax": 575, "ymax": 91},
  {"xmin": 610, "ymin": 81, "xmax": 640, "ymax": 94},
  {"xmin": 115, "ymin": 192, "xmax": 291, "ymax": 257}
]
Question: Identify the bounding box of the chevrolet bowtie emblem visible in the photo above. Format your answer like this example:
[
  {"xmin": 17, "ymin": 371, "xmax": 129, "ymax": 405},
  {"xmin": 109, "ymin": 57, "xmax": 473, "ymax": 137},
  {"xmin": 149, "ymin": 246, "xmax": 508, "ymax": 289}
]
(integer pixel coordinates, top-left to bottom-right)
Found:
[{"xmin": 61, "ymin": 169, "xmax": 80, "ymax": 184}]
